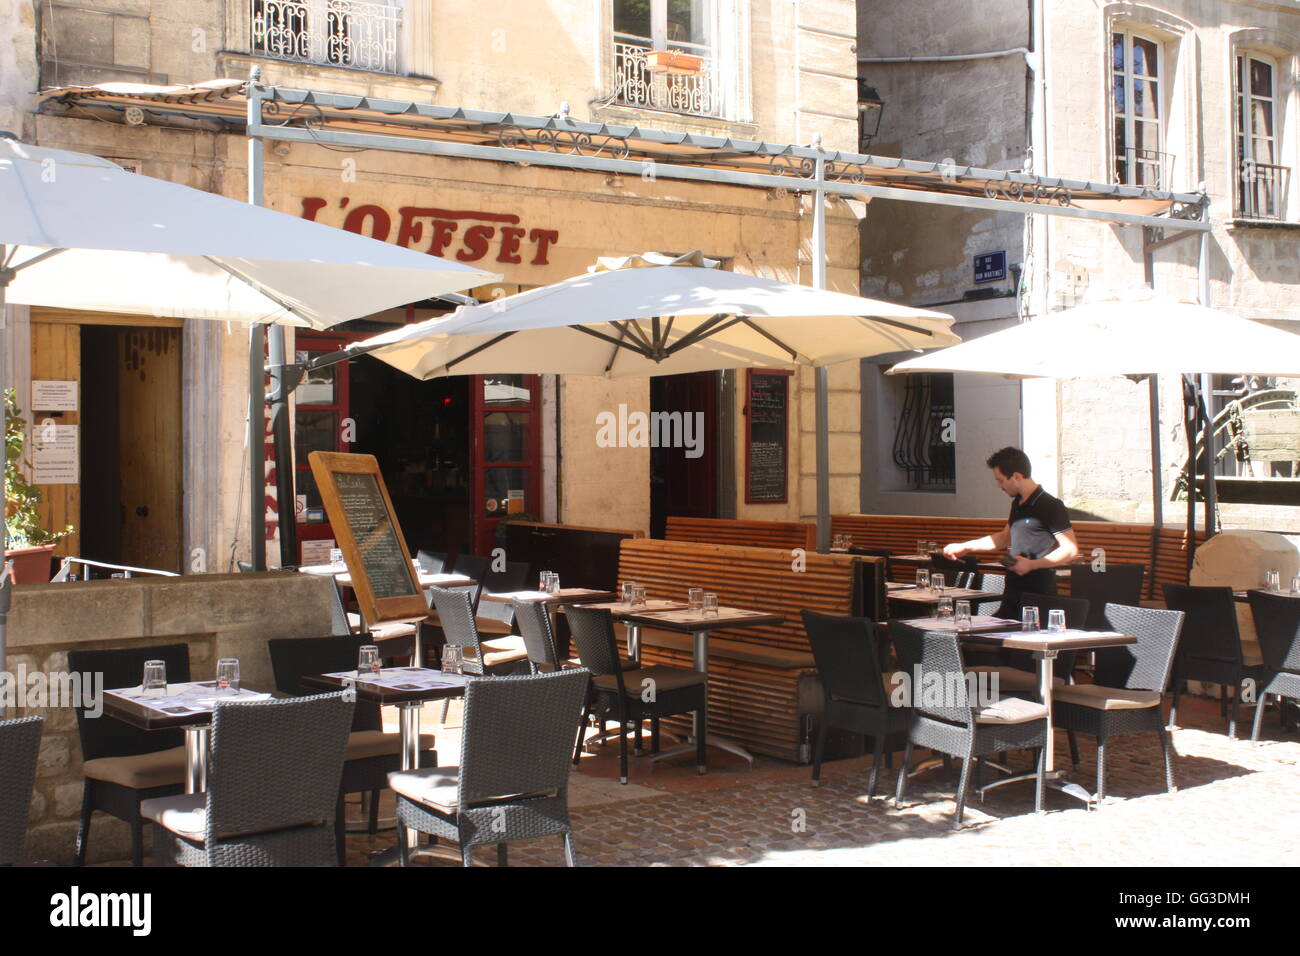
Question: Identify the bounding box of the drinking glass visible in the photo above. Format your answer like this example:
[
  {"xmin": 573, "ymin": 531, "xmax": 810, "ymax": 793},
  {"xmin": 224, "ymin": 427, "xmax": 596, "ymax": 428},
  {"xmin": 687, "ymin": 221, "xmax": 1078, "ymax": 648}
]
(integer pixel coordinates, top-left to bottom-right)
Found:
[
  {"xmin": 440, "ymin": 644, "xmax": 463, "ymax": 675},
  {"xmin": 842, "ymin": 534, "xmax": 853, "ymax": 548},
  {"xmin": 357, "ymin": 644, "xmax": 381, "ymax": 678},
  {"xmin": 1291, "ymin": 575, "xmax": 1300, "ymax": 596},
  {"xmin": 539, "ymin": 571, "xmax": 552, "ymax": 592},
  {"xmin": 916, "ymin": 568, "xmax": 930, "ymax": 589},
  {"xmin": 702, "ymin": 592, "xmax": 719, "ymax": 616},
  {"xmin": 215, "ymin": 658, "xmax": 240, "ymax": 695},
  {"xmin": 621, "ymin": 581, "xmax": 636, "ymax": 604},
  {"xmin": 916, "ymin": 539, "xmax": 927, "ymax": 555},
  {"xmin": 931, "ymin": 573, "xmax": 945, "ymax": 593},
  {"xmin": 1047, "ymin": 609, "xmax": 1067, "ymax": 633},
  {"xmin": 142, "ymin": 660, "xmax": 167, "ymax": 698},
  {"xmin": 548, "ymin": 572, "xmax": 561, "ymax": 595},
  {"xmin": 927, "ymin": 541, "xmax": 937, "ymax": 554},
  {"xmin": 955, "ymin": 600, "xmax": 972, "ymax": 630},
  {"xmin": 632, "ymin": 584, "xmax": 647, "ymax": 608},
  {"xmin": 1021, "ymin": 606, "xmax": 1040, "ymax": 632},
  {"xmin": 1265, "ymin": 569, "xmax": 1281, "ymax": 592},
  {"xmin": 936, "ymin": 596, "xmax": 954, "ymax": 620},
  {"xmin": 329, "ymin": 548, "xmax": 344, "ymax": 567},
  {"xmin": 688, "ymin": 587, "xmax": 705, "ymax": 611}
]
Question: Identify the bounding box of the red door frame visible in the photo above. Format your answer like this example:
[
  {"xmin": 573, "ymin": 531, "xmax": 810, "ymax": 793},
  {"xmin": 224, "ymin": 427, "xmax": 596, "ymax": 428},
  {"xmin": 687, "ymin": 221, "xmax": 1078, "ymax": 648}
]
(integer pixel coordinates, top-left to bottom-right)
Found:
[
  {"xmin": 470, "ymin": 375, "xmax": 542, "ymax": 555},
  {"xmin": 293, "ymin": 330, "xmax": 358, "ymax": 561}
]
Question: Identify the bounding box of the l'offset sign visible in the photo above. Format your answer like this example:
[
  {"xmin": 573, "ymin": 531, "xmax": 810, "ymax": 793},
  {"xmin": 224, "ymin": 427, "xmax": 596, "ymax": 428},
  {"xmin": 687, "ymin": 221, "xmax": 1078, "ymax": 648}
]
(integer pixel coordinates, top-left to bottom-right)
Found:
[{"xmin": 299, "ymin": 197, "xmax": 560, "ymax": 265}]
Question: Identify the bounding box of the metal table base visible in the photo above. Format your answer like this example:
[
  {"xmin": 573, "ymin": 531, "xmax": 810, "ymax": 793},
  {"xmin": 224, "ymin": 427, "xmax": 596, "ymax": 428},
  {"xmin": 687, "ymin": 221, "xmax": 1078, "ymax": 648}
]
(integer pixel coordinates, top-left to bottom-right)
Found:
[{"xmin": 647, "ymin": 627, "xmax": 754, "ymax": 770}]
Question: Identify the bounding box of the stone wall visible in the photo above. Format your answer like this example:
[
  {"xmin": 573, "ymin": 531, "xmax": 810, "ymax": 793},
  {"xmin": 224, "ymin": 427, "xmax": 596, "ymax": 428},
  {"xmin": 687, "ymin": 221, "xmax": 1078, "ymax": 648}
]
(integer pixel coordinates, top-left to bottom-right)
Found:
[{"xmin": 5, "ymin": 572, "xmax": 338, "ymax": 864}]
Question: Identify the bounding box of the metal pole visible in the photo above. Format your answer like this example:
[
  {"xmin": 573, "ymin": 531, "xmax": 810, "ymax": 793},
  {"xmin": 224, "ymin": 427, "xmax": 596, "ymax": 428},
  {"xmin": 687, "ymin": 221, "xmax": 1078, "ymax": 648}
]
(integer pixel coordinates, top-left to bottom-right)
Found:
[
  {"xmin": 1197, "ymin": 205, "xmax": 1216, "ymax": 544},
  {"xmin": 811, "ymin": 155, "xmax": 830, "ymax": 553},
  {"xmin": 1142, "ymin": 231, "xmax": 1163, "ymax": 530},
  {"xmin": 247, "ymin": 71, "xmax": 268, "ymax": 570}
]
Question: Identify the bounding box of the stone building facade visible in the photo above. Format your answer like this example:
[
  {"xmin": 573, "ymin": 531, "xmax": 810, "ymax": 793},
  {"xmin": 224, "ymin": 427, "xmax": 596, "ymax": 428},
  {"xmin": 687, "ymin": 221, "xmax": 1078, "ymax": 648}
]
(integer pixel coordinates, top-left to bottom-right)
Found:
[
  {"xmin": 3, "ymin": 0, "xmax": 864, "ymax": 571},
  {"xmin": 856, "ymin": 0, "xmax": 1300, "ymax": 530}
]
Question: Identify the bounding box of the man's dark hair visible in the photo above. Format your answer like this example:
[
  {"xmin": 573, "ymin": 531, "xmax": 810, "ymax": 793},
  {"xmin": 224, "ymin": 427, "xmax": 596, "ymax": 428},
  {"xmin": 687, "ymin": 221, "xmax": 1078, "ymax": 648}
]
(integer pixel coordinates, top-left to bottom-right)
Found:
[{"xmin": 986, "ymin": 446, "xmax": 1032, "ymax": 478}]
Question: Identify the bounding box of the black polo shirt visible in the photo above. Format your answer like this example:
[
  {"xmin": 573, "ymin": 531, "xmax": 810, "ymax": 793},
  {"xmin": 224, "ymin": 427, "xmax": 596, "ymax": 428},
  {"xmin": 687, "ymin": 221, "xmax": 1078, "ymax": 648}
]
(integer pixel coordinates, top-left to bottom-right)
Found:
[{"xmin": 1008, "ymin": 485, "xmax": 1072, "ymax": 560}]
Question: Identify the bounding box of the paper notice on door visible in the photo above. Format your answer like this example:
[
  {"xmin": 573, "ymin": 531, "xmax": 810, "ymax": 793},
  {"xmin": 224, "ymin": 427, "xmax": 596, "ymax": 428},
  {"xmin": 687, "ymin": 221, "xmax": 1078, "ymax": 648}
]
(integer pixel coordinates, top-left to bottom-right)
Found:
[
  {"xmin": 31, "ymin": 380, "xmax": 78, "ymax": 411},
  {"xmin": 32, "ymin": 424, "xmax": 78, "ymax": 484}
]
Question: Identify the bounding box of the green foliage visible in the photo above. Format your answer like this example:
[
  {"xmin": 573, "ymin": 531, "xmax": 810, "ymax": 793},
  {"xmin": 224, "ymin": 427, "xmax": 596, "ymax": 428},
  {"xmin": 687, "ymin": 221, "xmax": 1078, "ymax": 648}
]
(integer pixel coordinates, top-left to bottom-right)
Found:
[
  {"xmin": 5, "ymin": 389, "xmax": 74, "ymax": 549},
  {"xmin": 494, "ymin": 510, "xmax": 540, "ymax": 546}
]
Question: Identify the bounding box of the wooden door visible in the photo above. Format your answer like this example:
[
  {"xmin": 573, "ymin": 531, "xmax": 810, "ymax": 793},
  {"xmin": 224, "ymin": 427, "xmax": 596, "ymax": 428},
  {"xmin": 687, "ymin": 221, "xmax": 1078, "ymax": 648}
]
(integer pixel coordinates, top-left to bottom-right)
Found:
[
  {"xmin": 117, "ymin": 327, "xmax": 183, "ymax": 572},
  {"xmin": 30, "ymin": 321, "xmax": 81, "ymax": 558}
]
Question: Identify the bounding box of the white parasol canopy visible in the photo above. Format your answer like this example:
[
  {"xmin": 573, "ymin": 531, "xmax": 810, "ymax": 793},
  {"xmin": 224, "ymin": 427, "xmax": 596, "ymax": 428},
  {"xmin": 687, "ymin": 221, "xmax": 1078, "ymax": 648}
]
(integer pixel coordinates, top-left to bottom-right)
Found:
[
  {"xmin": 886, "ymin": 292, "xmax": 1300, "ymax": 379},
  {"xmin": 359, "ymin": 251, "xmax": 958, "ymax": 378},
  {"xmin": 0, "ymin": 138, "xmax": 499, "ymax": 326}
]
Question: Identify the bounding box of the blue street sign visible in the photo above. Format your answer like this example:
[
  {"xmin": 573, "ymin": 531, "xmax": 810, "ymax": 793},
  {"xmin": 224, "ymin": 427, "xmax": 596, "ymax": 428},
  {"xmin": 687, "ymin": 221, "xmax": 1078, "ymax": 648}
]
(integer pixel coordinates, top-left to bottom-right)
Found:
[{"xmin": 974, "ymin": 251, "xmax": 1007, "ymax": 284}]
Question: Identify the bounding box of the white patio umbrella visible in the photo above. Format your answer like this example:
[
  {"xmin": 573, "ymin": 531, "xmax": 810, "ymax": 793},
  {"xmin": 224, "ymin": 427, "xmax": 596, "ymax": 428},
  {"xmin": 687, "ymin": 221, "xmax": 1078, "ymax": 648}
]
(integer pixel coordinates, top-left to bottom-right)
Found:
[
  {"xmin": 0, "ymin": 137, "xmax": 500, "ymax": 696},
  {"xmin": 358, "ymin": 251, "xmax": 958, "ymax": 378},
  {"xmin": 886, "ymin": 293, "xmax": 1300, "ymax": 378},
  {"xmin": 350, "ymin": 251, "xmax": 957, "ymax": 551},
  {"xmin": 886, "ymin": 290, "xmax": 1300, "ymax": 561}
]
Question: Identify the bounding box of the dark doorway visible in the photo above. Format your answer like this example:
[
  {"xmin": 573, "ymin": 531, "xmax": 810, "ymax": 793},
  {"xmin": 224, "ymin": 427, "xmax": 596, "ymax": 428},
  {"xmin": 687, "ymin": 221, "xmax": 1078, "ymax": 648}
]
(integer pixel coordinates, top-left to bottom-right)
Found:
[{"xmin": 649, "ymin": 371, "xmax": 719, "ymax": 538}]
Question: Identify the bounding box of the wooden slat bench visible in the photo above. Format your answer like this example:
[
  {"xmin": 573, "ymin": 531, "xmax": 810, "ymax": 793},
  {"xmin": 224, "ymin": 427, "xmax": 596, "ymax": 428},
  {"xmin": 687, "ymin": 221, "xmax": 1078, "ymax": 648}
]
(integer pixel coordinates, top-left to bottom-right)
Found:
[
  {"xmin": 665, "ymin": 516, "xmax": 816, "ymax": 551},
  {"xmin": 617, "ymin": 537, "xmax": 876, "ymax": 762}
]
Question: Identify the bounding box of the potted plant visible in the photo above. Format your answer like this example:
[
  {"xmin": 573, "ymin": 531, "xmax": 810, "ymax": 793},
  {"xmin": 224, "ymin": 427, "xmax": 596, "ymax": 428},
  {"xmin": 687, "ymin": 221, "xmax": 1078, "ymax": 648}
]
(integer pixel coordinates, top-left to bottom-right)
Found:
[{"xmin": 5, "ymin": 390, "xmax": 73, "ymax": 583}]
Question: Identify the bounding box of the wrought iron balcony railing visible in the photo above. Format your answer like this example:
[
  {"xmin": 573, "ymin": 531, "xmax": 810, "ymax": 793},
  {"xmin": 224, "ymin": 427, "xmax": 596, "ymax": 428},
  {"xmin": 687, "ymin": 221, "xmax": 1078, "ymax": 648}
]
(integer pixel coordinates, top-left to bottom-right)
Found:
[
  {"xmin": 1237, "ymin": 160, "xmax": 1289, "ymax": 221},
  {"xmin": 251, "ymin": 0, "xmax": 401, "ymax": 75},
  {"xmin": 1114, "ymin": 146, "xmax": 1174, "ymax": 190},
  {"xmin": 612, "ymin": 33, "xmax": 722, "ymax": 118}
]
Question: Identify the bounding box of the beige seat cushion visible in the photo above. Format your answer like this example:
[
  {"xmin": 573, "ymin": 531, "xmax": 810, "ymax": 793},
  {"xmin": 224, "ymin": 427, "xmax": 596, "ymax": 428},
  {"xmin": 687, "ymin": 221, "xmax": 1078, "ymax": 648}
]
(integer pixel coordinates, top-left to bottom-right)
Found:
[
  {"xmin": 966, "ymin": 665, "xmax": 1065, "ymax": 694},
  {"xmin": 975, "ymin": 696, "xmax": 1049, "ymax": 725},
  {"xmin": 592, "ymin": 665, "xmax": 706, "ymax": 695},
  {"xmin": 345, "ymin": 730, "xmax": 437, "ymax": 762},
  {"xmin": 477, "ymin": 635, "xmax": 530, "ymax": 668},
  {"xmin": 388, "ymin": 766, "xmax": 460, "ymax": 812},
  {"xmin": 567, "ymin": 656, "xmax": 639, "ymax": 671},
  {"xmin": 140, "ymin": 793, "xmax": 207, "ymax": 840},
  {"xmin": 369, "ymin": 620, "xmax": 418, "ymax": 641},
  {"xmin": 82, "ymin": 746, "xmax": 187, "ymax": 790},
  {"xmin": 1054, "ymin": 684, "xmax": 1162, "ymax": 711}
]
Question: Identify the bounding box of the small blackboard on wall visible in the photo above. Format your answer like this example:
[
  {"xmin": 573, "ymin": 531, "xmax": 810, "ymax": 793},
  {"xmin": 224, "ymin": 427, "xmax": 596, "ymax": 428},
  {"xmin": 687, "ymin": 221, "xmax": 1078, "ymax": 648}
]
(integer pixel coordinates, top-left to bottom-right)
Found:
[
  {"xmin": 308, "ymin": 451, "xmax": 427, "ymax": 626},
  {"xmin": 744, "ymin": 369, "xmax": 792, "ymax": 504}
]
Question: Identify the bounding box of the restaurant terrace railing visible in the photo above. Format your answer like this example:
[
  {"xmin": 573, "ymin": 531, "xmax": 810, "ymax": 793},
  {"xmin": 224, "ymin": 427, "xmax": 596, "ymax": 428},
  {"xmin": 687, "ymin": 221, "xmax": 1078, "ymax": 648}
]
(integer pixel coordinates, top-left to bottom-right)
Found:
[
  {"xmin": 1237, "ymin": 160, "xmax": 1289, "ymax": 221},
  {"xmin": 250, "ymin": 0, "xmax": 402, "ymax": 75}
]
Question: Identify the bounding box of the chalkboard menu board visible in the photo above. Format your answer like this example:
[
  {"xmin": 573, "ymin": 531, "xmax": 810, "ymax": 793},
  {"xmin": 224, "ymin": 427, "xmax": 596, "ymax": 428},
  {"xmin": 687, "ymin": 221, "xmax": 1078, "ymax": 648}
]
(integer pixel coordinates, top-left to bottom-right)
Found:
[
  {"xmin": 745, "ymin": 369, "xmax": 792, "ymax": 503},
  {"xmin": 308, "ymin": 451, "xmax": 428, "ymax": 626}
]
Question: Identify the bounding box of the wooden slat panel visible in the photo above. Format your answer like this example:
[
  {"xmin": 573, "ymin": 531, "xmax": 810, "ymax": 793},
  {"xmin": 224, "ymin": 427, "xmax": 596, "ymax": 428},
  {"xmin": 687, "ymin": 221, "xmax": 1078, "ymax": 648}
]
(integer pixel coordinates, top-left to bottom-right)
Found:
[{"xmin": 665, "ymin": 516, "xmax": 816, "ymax": 551}]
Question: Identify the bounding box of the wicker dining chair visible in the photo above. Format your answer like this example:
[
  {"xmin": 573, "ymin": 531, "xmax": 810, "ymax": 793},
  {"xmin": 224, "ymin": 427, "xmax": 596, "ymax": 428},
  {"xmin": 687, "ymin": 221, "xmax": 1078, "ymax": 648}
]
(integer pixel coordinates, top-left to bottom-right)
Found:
[
  {"xmin": 802, "ymin": 610, "xmax": 908, "ymax": 797},
  {"xmin": 66, "ymin": 643, "xmax": 191, "ymax": 866},
  {"xmin": 1070, "ymin": 564, "xmax": 1145, "ymax": 628},
  {"xmin": 565, "ymin": 605, "xmax": 708, "ymax": 783},
  {"xmin": 513, "ymin": 599, "xmax": 563, "ymax": 673},
  {"xmin": 390, "ymin": 670, "xmax": 590, "ymax": 867},
  {"xmin": 1163, "ymin": 584, "xmax": 1269, "ymax": 738},
  {"xmin": 1054, "ymin": 602, "xmax": 1183, "ymax": 799},
  {"xmin": 267, "ymin": 635, "xmax": 438, "ymax": 864},
  {"xmin": 0, "ymin": 716, "xmax": 44, "ymax": 866},
  {"xmin": 890, "ymin": 622, "xmax": 1048, "ymax": 828},
  {"xmin": 428, "ymin": 585, "xmax": 529, "ymax": 676},
  {"xmin": 143, "ymin": 692, "xmax": 354, "ymax": 867},
  {"xmin": 1245, "ymin": 590, "xmax": 1300, "ymax": 743}
]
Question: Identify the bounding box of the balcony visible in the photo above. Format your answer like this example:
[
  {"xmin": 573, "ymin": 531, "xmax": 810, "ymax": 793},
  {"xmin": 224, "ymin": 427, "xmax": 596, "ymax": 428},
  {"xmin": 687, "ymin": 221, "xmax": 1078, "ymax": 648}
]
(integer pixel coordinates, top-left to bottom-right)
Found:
[
  {"xmin": 612, "ymin": 33, "xmax": 722, "ymax": 119},
  {"xmin": 1114, "ymin": 147, "xmax": 1174, "ymax": 190},
  {"xmin": 1237, "ymin": 160, "xmax": 1289, "ymax": 221},
  {"xmin": 250, "ymin": 0, "xmax": 401, "ymax": 75}
]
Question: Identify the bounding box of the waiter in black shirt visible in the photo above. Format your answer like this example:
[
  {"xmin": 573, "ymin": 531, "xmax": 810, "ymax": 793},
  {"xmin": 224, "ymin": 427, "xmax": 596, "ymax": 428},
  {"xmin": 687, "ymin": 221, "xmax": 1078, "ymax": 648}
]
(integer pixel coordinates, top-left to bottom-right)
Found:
[{"xmin": 942, "ymin": 446, "xmax": 1079, "ymax": 617}]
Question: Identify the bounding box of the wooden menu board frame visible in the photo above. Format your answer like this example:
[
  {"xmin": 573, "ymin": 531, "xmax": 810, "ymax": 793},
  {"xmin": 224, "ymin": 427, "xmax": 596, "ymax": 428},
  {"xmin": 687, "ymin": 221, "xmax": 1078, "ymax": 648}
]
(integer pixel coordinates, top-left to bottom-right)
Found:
[
  {"xmin": 307, "ymin": 451, "xmax": 427, "ymax": 625},
  {"xmin": 744, "ymin": 368, "xmax": 793, "ymax": 504}
]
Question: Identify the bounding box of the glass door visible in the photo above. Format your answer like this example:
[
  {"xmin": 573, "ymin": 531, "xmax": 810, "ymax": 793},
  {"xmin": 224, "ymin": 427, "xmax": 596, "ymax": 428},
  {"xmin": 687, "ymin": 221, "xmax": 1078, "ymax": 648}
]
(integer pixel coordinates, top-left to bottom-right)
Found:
[
  {"xmin": 293, "ymin": 332, "xmax": 352, "ymax": 563},
  {"xmin": 471, "ymin": 374, "xmax": 541, "ymax": 555}
]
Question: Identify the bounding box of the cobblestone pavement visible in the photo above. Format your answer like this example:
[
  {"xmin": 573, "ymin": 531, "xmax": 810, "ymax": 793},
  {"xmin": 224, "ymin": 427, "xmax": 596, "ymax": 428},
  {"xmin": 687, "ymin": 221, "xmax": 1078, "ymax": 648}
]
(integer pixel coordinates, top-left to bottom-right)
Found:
[{"xmin": 349, "ymin": 706, "xmax": 1300, "ymax": 867}]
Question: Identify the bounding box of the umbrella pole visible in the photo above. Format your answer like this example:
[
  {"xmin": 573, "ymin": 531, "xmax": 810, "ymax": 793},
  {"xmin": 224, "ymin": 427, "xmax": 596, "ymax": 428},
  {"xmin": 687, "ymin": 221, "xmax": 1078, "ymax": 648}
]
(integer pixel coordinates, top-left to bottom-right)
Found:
[
  {"xmin": 249, "ymin": 324, "xmax": 266, "ymax": 570},
  {"xmin": 811, "ymin": 156, "xmax": 830, "ymax": 553}
]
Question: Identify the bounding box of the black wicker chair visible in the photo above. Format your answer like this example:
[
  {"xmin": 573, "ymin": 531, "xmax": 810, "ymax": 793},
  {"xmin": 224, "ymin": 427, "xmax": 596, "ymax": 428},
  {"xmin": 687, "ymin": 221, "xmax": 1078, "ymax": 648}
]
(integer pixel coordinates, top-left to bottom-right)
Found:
[
  {"xmin": 1070, "ymin": 564, "xmax": 1145, "ymax": 629},
  {"xmin": 890, "ymin": 622, "xmax": 1048, "ymax": 828},
  {"xmin": 802, "ymin": 611, "xmax": 908, "ymax": 796},
  {"xmin": 475, "ymin": 560, "xmax": 534, "ymax": 635},
  {"xmin": 1163, "ymin": 584, "xmax": 1269, "ymax": 738},
  {"xmin": 428, "ymin": 585, "xmax": 529, "ymax": 676},
  {"xmin": 267, "ymin": 635, "xmax": 438, "ymax": 864},
  {"xmin": 513, "ymin": 599, "xmax": 563, "ymax": 673},
  {"xmin": 1246, "ymin": 590, "xmax": 1300, "ymax": 742},
  {"xmin": 565, "ymin": 605, "xmax": 708, "ymax": 783},
  {"xmin": 390, "ymin": 669, "xmax": 590, "ymax": 867},
  {"xmin": 1054, "ymin": 602, "xmax": 1182, "ymax": 799},
  {"xmin": 0, "ymin": 716, "xmax": 43, "ymax": 866},
  {"xmin": 928, "ymin": 552, "xmax": 979, "ymax": 589},
  {"xmin": 144, "ymin": 692, "xmax": 354, "ymax": 866},
  {"xmin": 67, "ymin": 643, "xmax": 191, "ymax": 866},
  {"xmin": 416, "ymin": 550, "xmax": 448, "ymax": 574}
]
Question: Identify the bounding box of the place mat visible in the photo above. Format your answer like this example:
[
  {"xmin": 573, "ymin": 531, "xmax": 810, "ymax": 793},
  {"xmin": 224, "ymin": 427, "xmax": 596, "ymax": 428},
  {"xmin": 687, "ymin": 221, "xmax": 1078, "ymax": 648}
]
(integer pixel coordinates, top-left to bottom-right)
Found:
[
  {"xmin": 888, "ymin": 587, "xmax": 992, "ymax": 601},
  {"xmin": 908, "ymin": 615, "xmax": 1019, "ymax": 632},
  {"xmin": 886, "ymin": 582, "xmax": 915, "ymax": 591},
  {"xmin": 579, "ymin": 599, "xmax": 690, "ymax": 614},
  {"xmin": 323, "ymin": 667, "xmax": 471, "ymax": 691},
  {"xmin": 975, "ymin": 629, "xmax": 1126, "ymax": 641},
  {"xmin": 629, "ymin": 606, "xmax": 778, "ymax": 626},
  {"xmin": 106, "ymin": 681, "xmax": 272, "ymax": 717}
]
